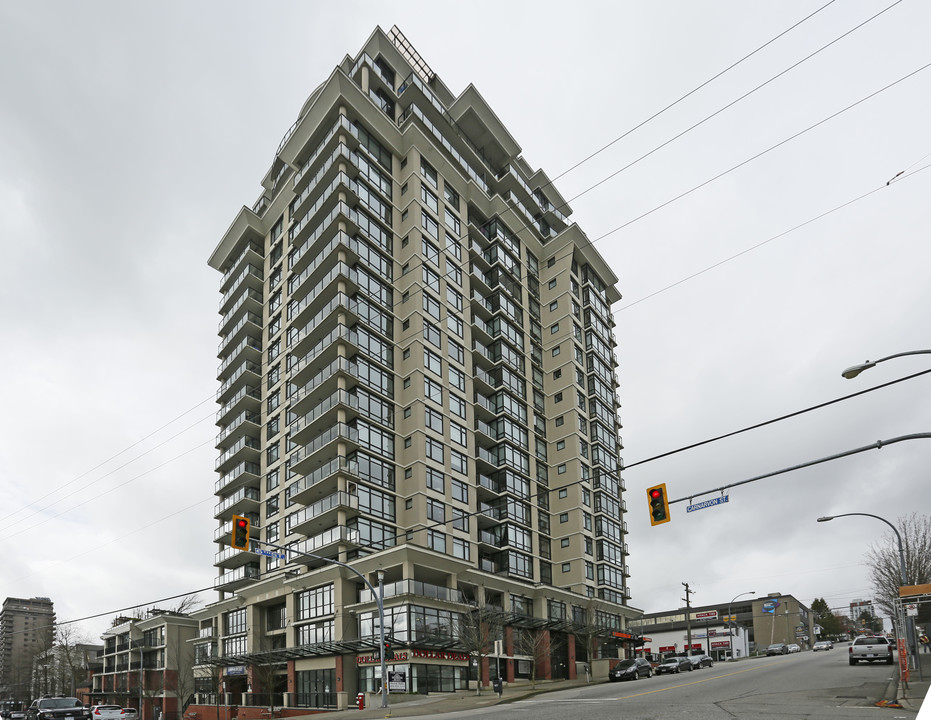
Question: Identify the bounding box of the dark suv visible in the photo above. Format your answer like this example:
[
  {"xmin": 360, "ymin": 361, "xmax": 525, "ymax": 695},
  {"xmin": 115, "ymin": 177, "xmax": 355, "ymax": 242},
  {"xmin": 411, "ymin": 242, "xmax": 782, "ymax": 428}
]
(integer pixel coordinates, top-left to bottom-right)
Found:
[{"xmin": 26, "ymin": 698, "xmax": 91, "ymax": 720}]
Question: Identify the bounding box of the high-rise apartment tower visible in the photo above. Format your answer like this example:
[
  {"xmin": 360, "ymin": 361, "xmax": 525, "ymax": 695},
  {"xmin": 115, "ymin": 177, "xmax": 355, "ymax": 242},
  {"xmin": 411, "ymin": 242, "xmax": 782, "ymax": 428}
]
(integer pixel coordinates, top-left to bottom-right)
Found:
[
  {"xmin": 0, "ymin": 596, "xmax": 55, "ymax": 701},
  {"xmin": 197, "ymin": 26, "xmax": 634, "ymax": 707}
]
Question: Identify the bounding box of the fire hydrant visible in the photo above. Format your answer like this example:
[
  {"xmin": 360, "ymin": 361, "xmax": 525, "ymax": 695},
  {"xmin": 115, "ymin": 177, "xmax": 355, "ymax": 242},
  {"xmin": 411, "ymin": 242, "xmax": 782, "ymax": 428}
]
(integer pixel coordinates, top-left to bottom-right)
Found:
[{"xmin": 356, "ymin": 692, "xmax": 365, "ymax": 710}]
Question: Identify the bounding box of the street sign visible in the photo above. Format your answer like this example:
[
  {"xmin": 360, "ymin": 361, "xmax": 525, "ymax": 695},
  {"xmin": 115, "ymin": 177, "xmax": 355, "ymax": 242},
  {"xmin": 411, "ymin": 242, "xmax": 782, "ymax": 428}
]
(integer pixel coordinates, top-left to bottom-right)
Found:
[
  {"xmin": 695, "ymin": 610, "xmax": 719, "ymax": 620},
  {"xmin": 686, "ymin": 496, "xmax": 729, "ymax": 513},
  {"xmin": 256, "ymin": 548, "xmax": 286, "ymax": 559},
  {"xmin": 905, "ymin": 603, "xmax": 918, "ymax": 617}
]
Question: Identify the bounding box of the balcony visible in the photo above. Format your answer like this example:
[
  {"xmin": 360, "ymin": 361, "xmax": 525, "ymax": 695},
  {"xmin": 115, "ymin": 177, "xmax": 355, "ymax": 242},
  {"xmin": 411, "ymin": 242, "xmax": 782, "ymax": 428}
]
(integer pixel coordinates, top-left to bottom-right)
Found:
[
  {"xmin": 289, "ymin": 525, "xmax": 361, "ymax": 566},
  {"xmin": 216, "ymin": 360, "xmax": 262, "ymax": 403},
  {"xmin": 287, "ymin": 325, "xmax": 350, "ymax": 387},
  {"xmin": 216, "ymin": 410, "xmax": 261, "ymax": 449},
  {"xmin": 220, "ymin": 241, "xmax": 264, "ymax": 297},
  {"xmin": 217, "ymin": 336, "xmax": 262, "ymax": 379},
  {"xmin": 214, "ymin": 461, "xmax": 260, "ymax": 495},
  {"xmin": 214, "ymin": 563, "xmax": 260, "ymax": 591},
  {"xmin": 286, "ymin": 423, "xmax": 360, "ymax": 476},
  {"xmin": 286, "ymin": 456, "xmax": 359, "ymax": 507},
  {"xmin": 217, "ymin": 311, "xmax": 262, "ymax": 358},
  {"xmin": 220, "ymin": 264, "xmax": 263, "ymax": 309},
  {"xmin": 289, "ymin": 389, "xmax": 365, "ymax": 445},
  {"xmin": 218, "ymin": 287, "xmax": 263, "ymax": 336},
  {"xmin": 358, "ymin": 579, "xmax": 465, "ymax": 604},
  {"xmin": 287, "ymin": 491, "xmax": 359, "ymax": 537},
  {"xmin": 215, "ymin": 435, "xmax": 261, "ymax": 473},
  {"xmin": 216, "ymin": 386, "xmax": 261, "ymax": 426},
  {"xmin": 214, "ymin": 486, "xmax": 261, "ymax": 520},
  {"xmin": 215, "ymin": 544, "xmax": 257, "ymax": 570}
]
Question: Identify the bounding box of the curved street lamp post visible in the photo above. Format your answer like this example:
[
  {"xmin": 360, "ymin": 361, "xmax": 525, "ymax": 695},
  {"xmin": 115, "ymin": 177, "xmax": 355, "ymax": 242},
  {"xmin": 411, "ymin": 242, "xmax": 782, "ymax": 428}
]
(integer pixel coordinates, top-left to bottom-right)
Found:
[
  {"xmin": 727, "ymin": 592, "xmax": 755, "ymax": 660},
  {"xmin": 841, "ymin": 349, "xmax": 931, "ymax": 379},
  {"xmin": 817, "ymin": 513, "xmax": 917, "ymax": 671}
]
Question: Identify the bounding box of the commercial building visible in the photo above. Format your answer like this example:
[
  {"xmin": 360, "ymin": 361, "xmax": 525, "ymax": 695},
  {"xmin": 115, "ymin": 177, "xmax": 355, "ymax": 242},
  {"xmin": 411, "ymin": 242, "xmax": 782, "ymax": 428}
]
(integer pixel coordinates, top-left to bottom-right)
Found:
[
  {"xmin": 0, "ymin": 596, "xmax": 56, "ymax": 701},
  {"xmin": 636, "ymin": 594, "xmax": 813, "ymax": 661},
  {"xmin": 194, "ymin": 25, "xmax": 634, "ymax": 713},
  {"xmin": 91, "ymin": 610, "xmax": 198, "ymax": 720}
]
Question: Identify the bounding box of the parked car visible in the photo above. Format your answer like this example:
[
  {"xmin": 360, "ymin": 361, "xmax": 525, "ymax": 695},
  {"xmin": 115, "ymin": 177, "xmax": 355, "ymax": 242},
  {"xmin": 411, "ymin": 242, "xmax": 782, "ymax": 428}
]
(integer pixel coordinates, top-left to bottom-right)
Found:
[
  {"xmin": 119, "ymin": 711, "xmax": 137, "ymax": 720},
  {"xmin": 609, "ymin": 657, "xmax": 653, "ymax": 681},
  {"xmin": 656, "ymin": 656, "xmax": 693, "ymax": 674},
  {"xmin": 787, "ymin": 644, "xmax": 801, "ymax": 653},
  {"xmin": 688, "ymin": 653, "xmax": 714, "ymax": 669},
  {"xmin": 27, "ymin": 698, "xmax": 92, "ymax": 720},
  {"xmin": 89, "ymin": 707, "xmax": 121, "ymax": 720},
  {"xmin": 813, "ymin": 641, "xmax": 832, "ymax": 651},
  {"xmin": 766, "ymin": 643, "xmax": 788, "ymax": 656}
]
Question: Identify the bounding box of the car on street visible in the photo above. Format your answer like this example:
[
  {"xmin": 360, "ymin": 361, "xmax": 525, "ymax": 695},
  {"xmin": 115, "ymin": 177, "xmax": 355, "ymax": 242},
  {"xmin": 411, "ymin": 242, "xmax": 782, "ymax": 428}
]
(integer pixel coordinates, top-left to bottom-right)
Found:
[
  {"xmin": 119, "ymin": 711, "xmax": 137, "ymax": 720},
  {"xmin": 766, "ymin": 643, "xmax": 788, "ymax": 656},
  {"xmin": 813, "ymin": 641, "xmax": 832, "ymax": 651},
  {"xmin": 656, "ymin": 656, "xmax": 693, "ymax": 674},
  {"xmin": 848, "ymin": 635, "xmax": 893, "ymax": 665},
  {"xmin": 27, "ymin": 698, "xmax": 92, "ymax": 720},
  {"xmin": 787, "ymin": 644, "xmax": 801, "ymax": 653},
  {"xmin": 89, "ymin": 708, "xmax": 121, "ymax": 720},
  {"xmin": 609, "ymin": 657, "xmax": 653, "ymax": 681},
  {"xmin": 687, "ymin": 653, "xmax": 714, "ymax": 669}
]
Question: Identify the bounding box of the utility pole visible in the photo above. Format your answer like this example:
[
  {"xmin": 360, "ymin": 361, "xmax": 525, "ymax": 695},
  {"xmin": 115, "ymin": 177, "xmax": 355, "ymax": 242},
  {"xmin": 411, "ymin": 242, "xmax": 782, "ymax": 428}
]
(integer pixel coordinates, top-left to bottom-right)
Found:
[{"xmin": 682, "ymin": 583, "xmax": 694, "ymax": 654}]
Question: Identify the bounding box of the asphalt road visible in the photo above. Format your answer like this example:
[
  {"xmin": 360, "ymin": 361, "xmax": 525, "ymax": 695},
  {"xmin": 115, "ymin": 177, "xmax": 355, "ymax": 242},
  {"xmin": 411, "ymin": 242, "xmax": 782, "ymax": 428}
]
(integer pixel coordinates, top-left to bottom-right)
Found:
[{"xmin": 414, "ymin": 651, "xmax": 902, "ymax": 720}]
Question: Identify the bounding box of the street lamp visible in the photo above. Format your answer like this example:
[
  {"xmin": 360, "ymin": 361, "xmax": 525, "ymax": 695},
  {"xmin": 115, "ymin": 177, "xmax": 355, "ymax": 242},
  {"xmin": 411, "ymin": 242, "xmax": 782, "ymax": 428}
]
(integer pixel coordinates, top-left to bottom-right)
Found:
[
  {"xmin": 727, "ymin": 592, "xmax": 755, "ymax": 660},
  {"xmin": 816, "ymin": 513, "xmax": 917, "ymax": 667},
  {"xmin": 840, "ymin": 349, "xmax": 931, "ymax": 379}
]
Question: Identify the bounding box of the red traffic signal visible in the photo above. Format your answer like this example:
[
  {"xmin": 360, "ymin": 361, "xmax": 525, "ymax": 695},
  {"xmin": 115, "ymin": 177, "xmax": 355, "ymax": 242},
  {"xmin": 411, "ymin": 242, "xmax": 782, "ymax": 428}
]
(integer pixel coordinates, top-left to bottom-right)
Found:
[
  {"xmin": 647, "ymin": 484, "xmax": 670, "ymax": 526},
  {"xmin": 231, "ymin": 515, "xmax": 251, "ymax": 550}
]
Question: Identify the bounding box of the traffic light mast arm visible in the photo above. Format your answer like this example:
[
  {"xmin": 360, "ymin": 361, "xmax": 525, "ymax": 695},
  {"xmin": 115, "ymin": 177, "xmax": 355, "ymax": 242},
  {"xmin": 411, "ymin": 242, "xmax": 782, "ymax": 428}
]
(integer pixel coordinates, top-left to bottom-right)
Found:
[{"xmin": 665, "ymin": 433, "xmax": 931, "ymax": 505}]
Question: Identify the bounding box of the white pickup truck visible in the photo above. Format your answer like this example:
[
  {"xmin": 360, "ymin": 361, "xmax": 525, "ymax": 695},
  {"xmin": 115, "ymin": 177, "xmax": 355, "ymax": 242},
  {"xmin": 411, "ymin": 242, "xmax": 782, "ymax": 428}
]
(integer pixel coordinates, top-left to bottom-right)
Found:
[{"xmin": 848, "ymin": 635, "xmax": 893, "ymax": 665}]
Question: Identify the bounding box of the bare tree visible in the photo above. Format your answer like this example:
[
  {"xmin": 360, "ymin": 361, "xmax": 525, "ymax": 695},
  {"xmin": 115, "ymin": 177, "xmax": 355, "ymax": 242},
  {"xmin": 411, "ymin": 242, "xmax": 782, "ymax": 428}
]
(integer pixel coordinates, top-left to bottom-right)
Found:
[
  {"xmin": 865, "ymin": 513, "xmax": 931, "ymax": 620},
  {"xmin": 512, "ymin": 628, "xmax": 549, "ymax": 689},
  {"xmin": 169, "ymin": 596, "xmax": 202, "ymax": 616},
  {"xmin": 457, "ymin": 603, "xmax": 505, "ymax": 695},
  {"xmin": 55, "ymin": 625, "xmax": 92, "ymax": 696},
  {"xmin": 573, "ymin": 599, "xmax": 609, "ymax": 678}
]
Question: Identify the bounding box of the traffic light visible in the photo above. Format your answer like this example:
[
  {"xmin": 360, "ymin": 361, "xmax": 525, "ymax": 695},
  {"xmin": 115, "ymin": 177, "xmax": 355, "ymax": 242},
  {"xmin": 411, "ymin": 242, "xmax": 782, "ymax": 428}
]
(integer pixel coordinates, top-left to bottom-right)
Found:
[
  {"xmin": 383, "ymin": 642, "xmax": 395, "ymax": 661},
  {"xmin": 231, "ymin": 515, "xmax": 251, "ymax": 550},
  {"xmin": 647, "ymin": 483, "xmax": 670, "ymax": 526}
]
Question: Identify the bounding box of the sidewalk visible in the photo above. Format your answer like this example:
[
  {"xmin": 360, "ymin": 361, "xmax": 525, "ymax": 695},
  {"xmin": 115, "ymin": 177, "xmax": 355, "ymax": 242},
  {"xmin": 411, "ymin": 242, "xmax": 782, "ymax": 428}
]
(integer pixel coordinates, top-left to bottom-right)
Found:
[
  {"xmin": 300, "ymin": 677, "xmax": 598, "ymax": 719},
  {"xmin": 893, "ymin": 650, "xmax": 930, "ymax": 713}
]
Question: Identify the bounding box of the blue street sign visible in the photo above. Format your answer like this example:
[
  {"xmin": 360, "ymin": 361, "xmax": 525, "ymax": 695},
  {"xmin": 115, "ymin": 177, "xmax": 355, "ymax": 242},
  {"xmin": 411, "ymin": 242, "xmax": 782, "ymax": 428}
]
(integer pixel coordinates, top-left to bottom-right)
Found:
[
  {"xmin": 686, "ymin": 496, "xmax": 729, "ymax": 513},
  {"xmin": 256, "ymin": 548, "xmax": 286, "ymax": 559}
]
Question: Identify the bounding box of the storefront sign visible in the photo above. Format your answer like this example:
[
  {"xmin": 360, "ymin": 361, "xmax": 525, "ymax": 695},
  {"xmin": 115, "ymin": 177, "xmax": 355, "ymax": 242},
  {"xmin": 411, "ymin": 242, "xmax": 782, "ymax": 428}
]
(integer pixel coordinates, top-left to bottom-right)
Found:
[
  {"xmin": 387, "ymin": 671, "xmax": 406, "ymax": 691},
  {"xmin": 226, "ymin": 665, "xmax": 246, "ymax": 675},
  {"xmin": 356, "ymin": 649, "xmax": 471, "ymax": 665},
  {"xmin": 711, "ymin": 641, "xmax": 730, "ymax": 648},
  {"xmin": 658, "ymin": 646, "xmax": 676, "ymax": 652},
  {"xmin": 612, "ymin": 631, "xmax": 634, "ymax": 639}
]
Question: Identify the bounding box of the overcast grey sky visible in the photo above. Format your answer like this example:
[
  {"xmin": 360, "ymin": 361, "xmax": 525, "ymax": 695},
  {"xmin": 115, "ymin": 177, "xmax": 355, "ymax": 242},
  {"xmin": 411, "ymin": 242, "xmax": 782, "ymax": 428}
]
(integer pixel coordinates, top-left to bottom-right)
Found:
[{"xmin": 1, "ymin": 0, "xmax": 929, "ymax": 640}]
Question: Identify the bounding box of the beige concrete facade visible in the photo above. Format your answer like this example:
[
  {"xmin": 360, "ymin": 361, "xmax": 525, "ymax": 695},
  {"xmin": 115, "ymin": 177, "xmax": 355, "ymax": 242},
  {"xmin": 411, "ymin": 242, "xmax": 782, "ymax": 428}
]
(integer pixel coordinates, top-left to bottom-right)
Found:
[{"xmin": 196, "ymin": 25, "xmax": 634, "ymax": 712}]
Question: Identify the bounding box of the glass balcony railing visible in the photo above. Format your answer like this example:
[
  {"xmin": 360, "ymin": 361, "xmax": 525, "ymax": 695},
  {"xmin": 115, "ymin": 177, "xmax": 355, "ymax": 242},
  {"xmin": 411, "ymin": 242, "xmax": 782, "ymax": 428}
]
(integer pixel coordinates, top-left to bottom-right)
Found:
[{"xmin": 359, "ymin": 579, "xmax": 465, "ymax": 604}]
